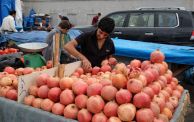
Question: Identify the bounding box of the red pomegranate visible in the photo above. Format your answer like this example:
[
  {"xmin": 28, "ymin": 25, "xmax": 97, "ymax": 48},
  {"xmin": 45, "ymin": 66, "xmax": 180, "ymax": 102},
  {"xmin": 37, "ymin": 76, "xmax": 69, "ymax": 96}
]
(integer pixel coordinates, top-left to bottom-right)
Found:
[
  {"xmin": 40, "ymin": 98, "xmax": 54, "ymax": 112},
  {"xmin": 64, "ymin": 104, "xmax": 78, "ymax": 119},
  {"xmin": 51, "ymin": 103, "xmax": 65, "ymax": 115},
  {"xmin": 103, "ymin": 101, "xmax": 118, "ymax": 117},
  {"xmin": 60, "ymin": 89, "xmax": 75, "ymax": 105},
  {"xmin": 136, "ymin": 108, "xmax": 154, "ymax": 122},
  {"xmin": 127, "ymin": 78, "xmax": 143, "ymax": 94},
  {"xmin": 87, "ymin": 95, "xmax": 105, "ymax": 114},
  {"xmin": 77, "ymin": 109, "xmax": 92, "ymax": 122},
  {"xmin": 116, "ymin": 89, "xmax": 132, "ymax": 104},
  {"xmin": 87, "ymin": 83, "xmax": 103, "ymax": 96},
  {"xmin": 37, "ymin": 85, "xmax": 49, "ymax": 99},
  {"xmin": 72, "ymin": 80, "xmax": 88, "ymax": 95},
  {"xmin": 75, "ymin": 94, "xmax": 88, "ymax": 109},
  {"xmin": 59, "ymin": 77, "xmax": 74, "ymax": 90},
  {"xmin": 92, "ymin": 112, "xmax": 108, "ymax": 122},
  {"xmin": 150, "ymin": 49, "xmax": 165, "ymax": 63},
  {"xmin": 101, "ymin": 85, "xmax": 118, "ymax": 101},
  {"xmin": 48, "ymin": 87, "xmax": 61, "ymax": 102},
  {"xmin": 133, "ymin": 92, "xmax": 151, "ymax": 108},
  {"xmin": 117, "ymin": 103, "xmax": 136, "ymax": 121}
]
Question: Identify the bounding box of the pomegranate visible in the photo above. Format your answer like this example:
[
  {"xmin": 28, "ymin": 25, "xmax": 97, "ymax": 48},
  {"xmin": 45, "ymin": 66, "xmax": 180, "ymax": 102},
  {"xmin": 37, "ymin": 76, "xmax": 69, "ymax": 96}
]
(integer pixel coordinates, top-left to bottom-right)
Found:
[
  {"xmin": 172, "ymin": 90, "xmax": 181, "ymax": 99},
  {"xmin": 23, "ymin": 67, "xmax": 34, "ymax": 75},
  {"xmin": 99, "ymin": 79, "xmax": 112, "ymax": 86},
  {"xmin": 136, "ymin": 108, "xmax": 154, "ymax": 122},
  {"xmin": 176, "ymin": 85, "xmax": 184, "ymax": 93},
  {"xmin": 100, "ymin": 65, "xmax": 111, "ymax": 72},
  {"xmin": 133, "ymin": 92, "xmax": 151, "ymax": 108},
  {"xmin": 127, "ymin": 78, "xmax": 143, "ymax": 93},
  {"xmin": 87, "ymin": 95, "xmax": 105, "ymax": 114},
  {"xmin": 52, "ymin": 103, "xmax": 65, "ymax": 115},
  {"xmin": 101, "ymin": 85, "xmax": 117, "ymax": 101},
  {"xmin": 116, "ymin": 89, "xmax": 132, "ymax": 104},
  {"xmin": 64, "ymin": 104, "xmax": 78, "ymax": 119},
  {"xmin": 87, "ymin": 83, "xmax": 103, "ymax": 96},
  {"xmin": 59, "ymin": 77, "xmax": 74, "ymax": 90},
  {"xmin": 75, "ymin": 94, "xmax": 88, "ymax": 109},
  {"xmin": 47, "ymin": 76, "xmax": 60, "ymax": 88},
  {"xmin": 75, "ymin": 67, "xmax": 84, "ymax": 75},
  {"xmin": 77, "ymin": 109, "xmax": 92, "ymax": 122},
  {"xmin": 169, "ymin": 96, "xmax": 178, "ymax": 108},
  {"xmin": 29, "ymin": 85, "xmax": 38, "ymax": 97},
  {"xmin": 4, "ymin": 66, "xmax": 15, "ymax": 74},
  {"xmin": 32, "ymin": 98, "xmax": 43, "ymax": 108},
  {"xmin": 6, "ymin": 89, "xmax": 17, "ymax": 100},
  {"xmin": 48, "ymin": 87, "xmax": 61, "ymax": 102},
  {"xmin": 103, "ymin": 101, "xmax": 118, "ymax": 117},
  {"xmin": 24, "ymin": 95, "xmax": 35, "ymax": 106},
  {"xmin": 150, "ymin": 49, "xmax": 165, "ymax": 63},
  {"xmin": 130, "ymin": 59, "xmax": 141, "ymax": 68},
  {"xmin": 36, "ymin": 73, "xmax": 49, "ymax": 87},
  {"xmin": 158, "ymin": 114, "xmax": 169, "ymax": 122},
  {"xmin": 142, "ymin": 87, "xmax": 155, "ymax": 99},
  {"xmin": 101, "ymin": 59, "xmax": 109, "ymax": 66},
  {"xmin": 107, "ymin": 117, "xmax": 122, "ymax": 122},
  {"xmin": 60, "ymin": 89, "xmax": 74, "ymax": 105},
  {"xmin": 72, "ymin": 80, "xmax": 88, "ymax": 95},
  {"xmin": 117, "ymin": 103, "xmax": 136, "ymax": 121},
  {"xmin": 141, "ymin": 60, "xmax": 151, "ymax": 70},
  {"xmin": 41, "ymin": 98, "xmax": 54, "ymax": 112},
  {"xmin": 150, "ymin": 102, "xmax": 160, "ymax": 117},
  {"xmin": 108, "ymin": 57, "xmax": 117, "ymax": 65},
  {"xmin": 37, "ymin": 85, "xmax": 49, "ymax": 99},
  {"xmin": 92, "ymin": 112, "xmax": 108, "ymax": 122},
  {"xmin": 92, "ymin": 66, "xmax": 101, "ymax": 75},
  {"xmin": 15, "ymin": 68, "xmax": 24, "ymax": 76}
]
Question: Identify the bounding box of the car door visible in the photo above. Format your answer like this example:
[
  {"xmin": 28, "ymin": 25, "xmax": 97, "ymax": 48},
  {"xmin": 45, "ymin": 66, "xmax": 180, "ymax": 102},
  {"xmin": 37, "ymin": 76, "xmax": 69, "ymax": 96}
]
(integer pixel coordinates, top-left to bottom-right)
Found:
[
  {"xmin": 127, "ymin": 12, "xmax": 157, "ymax": 42},
  {"xmin": 154, "ymin": 12, "xmax": 179, "ymax": 44},
  {"xmin": 106, "ymin": 12, "xmax": 129, "ymax": 39},
  {"xmin": 108, "ymin": 11, "xmax": 156, "ymax": 42}
]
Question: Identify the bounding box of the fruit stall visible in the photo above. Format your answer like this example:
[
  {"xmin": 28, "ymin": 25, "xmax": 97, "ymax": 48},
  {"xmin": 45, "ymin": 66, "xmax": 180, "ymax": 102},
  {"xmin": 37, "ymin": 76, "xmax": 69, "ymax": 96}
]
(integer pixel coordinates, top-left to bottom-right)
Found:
[
  {"xmin": 0, "ymin": 48, "xmax": 191, "ymax": 122},
  {"xmin": 0, "ymin": 31, "xmax": 193, "ymax": 122}
]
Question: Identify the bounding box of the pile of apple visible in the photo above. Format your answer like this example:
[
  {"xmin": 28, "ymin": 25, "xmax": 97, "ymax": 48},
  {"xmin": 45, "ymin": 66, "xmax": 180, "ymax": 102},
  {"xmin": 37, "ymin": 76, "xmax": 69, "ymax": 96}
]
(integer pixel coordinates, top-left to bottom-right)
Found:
[{"xmin": 23, "ymin": 50, "xmax": 184, "ymax": 122}]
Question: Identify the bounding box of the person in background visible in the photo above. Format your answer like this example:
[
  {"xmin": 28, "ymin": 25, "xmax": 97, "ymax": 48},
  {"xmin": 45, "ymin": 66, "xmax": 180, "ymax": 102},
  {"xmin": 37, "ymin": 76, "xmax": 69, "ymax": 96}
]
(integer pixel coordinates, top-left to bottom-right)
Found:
[
  {"xmin": 64, "ymin": 17, "xmax": 115, "ymax": 71},
  {"xmin": 0, "ymin": 10, "xmax": 17, "ymax": 33},
  {"xmin": 35, "ymin": 17, "xmax": 52, "ymax": 32},
  {"xmin": 42, "ymin": 20, "xmax": 73, "ymax": 63},
  {"xmin": 91, "ymin": 12, "xmax": 101, "ymax": 25}
]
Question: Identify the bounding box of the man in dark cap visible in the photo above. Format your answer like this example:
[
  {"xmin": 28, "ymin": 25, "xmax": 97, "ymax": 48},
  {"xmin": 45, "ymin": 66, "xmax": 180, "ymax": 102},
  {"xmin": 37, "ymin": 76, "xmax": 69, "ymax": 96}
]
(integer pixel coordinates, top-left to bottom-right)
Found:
[{"xmin": 64, "ymin": 17, "xmax": 115, "ymax": 71}]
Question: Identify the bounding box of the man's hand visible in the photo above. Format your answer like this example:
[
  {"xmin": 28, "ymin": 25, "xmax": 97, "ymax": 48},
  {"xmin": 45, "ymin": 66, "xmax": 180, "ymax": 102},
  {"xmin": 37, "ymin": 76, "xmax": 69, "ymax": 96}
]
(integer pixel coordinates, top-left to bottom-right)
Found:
[{"xmin": 82, "ymin": 59, "xmax": 92, "ymax": 72}]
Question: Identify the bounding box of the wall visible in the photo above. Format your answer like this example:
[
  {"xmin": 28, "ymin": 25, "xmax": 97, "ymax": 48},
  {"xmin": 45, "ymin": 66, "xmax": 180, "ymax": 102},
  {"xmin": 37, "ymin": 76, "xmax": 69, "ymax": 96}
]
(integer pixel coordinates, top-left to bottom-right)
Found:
[{"xmin": 23, "ymin": 0, "xmax": 194, "ymax": 26}]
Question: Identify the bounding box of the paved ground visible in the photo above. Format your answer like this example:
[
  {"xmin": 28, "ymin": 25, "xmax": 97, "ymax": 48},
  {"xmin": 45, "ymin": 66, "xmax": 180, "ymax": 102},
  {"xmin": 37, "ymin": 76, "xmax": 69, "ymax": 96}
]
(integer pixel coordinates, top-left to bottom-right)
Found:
[{"xmin": 180, "ymin": 82, "xmax": 194, "ymax": 122}]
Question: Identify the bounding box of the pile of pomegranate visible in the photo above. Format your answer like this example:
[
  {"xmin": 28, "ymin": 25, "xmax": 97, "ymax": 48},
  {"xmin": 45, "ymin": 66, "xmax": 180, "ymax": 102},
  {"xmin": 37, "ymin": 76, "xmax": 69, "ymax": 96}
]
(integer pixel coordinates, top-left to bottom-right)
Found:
[
  {"xmin": 23, "ymin": 50, "xmax": 184, "ymax": 122},
  {"xmin": 0, "ymin": 60, "xmax": 53, "ymax": 101}
]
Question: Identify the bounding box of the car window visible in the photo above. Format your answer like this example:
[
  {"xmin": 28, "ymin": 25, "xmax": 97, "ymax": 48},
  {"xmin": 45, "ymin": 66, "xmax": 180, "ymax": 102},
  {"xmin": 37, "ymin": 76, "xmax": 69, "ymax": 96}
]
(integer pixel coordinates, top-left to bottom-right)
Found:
[
  {"xmin": 108, "ymin": 13, "xmax": 127, "ymax": 27},
  {"xmin": 127, "ymin": 13, "xmax": 154, "ymax": 27},
  {"xmin": 158, "ymin": 13, "xmax": 178, "ymax": 27}
]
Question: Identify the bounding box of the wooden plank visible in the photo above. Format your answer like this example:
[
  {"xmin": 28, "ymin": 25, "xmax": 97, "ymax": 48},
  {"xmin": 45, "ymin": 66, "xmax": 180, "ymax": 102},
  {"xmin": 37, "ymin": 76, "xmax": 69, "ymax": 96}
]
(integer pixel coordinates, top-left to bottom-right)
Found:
[{"xmin": 53, "ymin": 32, "xmax": 60, "ymax": 67}]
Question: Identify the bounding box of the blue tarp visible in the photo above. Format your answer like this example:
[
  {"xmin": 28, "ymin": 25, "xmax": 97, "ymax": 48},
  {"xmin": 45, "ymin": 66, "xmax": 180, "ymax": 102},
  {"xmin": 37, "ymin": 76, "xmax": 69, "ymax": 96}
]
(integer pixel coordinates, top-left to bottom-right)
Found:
[
  {"xmin": 0, "ymin": 0, "xmax": 15, "ymax": 26},
  {"xmin": 0, "ymin": 29, "xmax": 82, "ymax": 44},
  {"xmin": 113, "ymin": 38, "xmax": 194, "ymax": 65}
]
